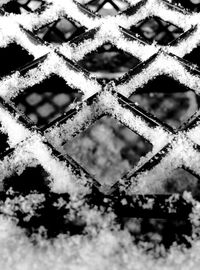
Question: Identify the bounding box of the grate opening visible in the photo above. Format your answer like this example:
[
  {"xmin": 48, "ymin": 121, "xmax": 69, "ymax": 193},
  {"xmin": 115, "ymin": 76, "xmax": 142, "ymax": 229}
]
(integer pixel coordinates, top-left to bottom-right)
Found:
[
  {"xmin": 3, "ymin": 165, "xmax": 51, "ymax": 194},
  {"xmin": 64, "ymin": 116, "xmax": 152, "ymax": 186},
  {"xmin": 78, "ymin": 43, "xmax": 140, "ymax": 79},
  {"xmin": 36, "ymin": 18, "xmax": 85, "ymax": 44},
  {"xmin": 131, "ymin": 17, "xmax": 183, "ymax": 45},
  {"xmin": 78, "ymin": 0, "xmax": 130, "ymax": 16},
  {"xmin": 0, "ymin": 43, "xmax": 34, "ymax": 77},
  {"xmin": 130, "ymin": 75, "xmax": 199, "ymax": 129},
  {"xmin": 12, "ymin": 75, "xmax": 82, "ymax": 127},
  {"xmin": 184, "ymin": 46, "xmax": 200, "ymax": 68}
]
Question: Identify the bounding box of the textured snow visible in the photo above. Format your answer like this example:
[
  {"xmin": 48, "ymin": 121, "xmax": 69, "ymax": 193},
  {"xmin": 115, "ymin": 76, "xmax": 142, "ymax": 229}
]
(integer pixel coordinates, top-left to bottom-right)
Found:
[{"xmin": 0, "ymin": 195, "xmax": 198, "ymax": 270}]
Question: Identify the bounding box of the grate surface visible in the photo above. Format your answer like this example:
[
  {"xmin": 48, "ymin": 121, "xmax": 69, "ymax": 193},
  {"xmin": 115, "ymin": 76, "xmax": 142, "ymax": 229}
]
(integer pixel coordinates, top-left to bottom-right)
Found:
[{"xmin": 1, "ymin": 0, "xmax": 200, "ymax": 266}]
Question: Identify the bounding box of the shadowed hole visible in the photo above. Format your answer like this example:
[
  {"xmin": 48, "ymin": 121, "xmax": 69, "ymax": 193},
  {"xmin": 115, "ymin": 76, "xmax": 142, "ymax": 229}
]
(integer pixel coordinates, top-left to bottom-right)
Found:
[
  {"xmin": 0, "ymin": 126, "xmax": 9, "ymax": 154},
  {"xmin": 36, "ymin": 17, "xmax": 85, "ymax": 44},
  {"xmin": 163, "ymin": 168, "xmax": 200, "ymax": 199},
  {"xmin": 130, "ymin": 75, "xmax": 200, "ymax": 129},
  {"xmin": 0, "ymin": 43, "xmax": 34, "ymax": 77},
  {"xmin": 78, "ymin": 43, "xmax": 140, "ymax": 79},
  {"xmin": 130, "ymin": 16, "xmax": 183, "ymax": 45},
  {"xmin": 12, "ymin": 75, "xmax": 82, "ymax": 127},
  {"xmin": 184, "ymin": 46, "xmax": 200, "ymax": 68},
  {"xmin": 4, "ymin": 165, "xmax": 51, "ymax": 194},
  {"xmin": 77, "ymin": 0, "xmax": 129, "ymax": 16},
  {"xmin": 64, "ymin": 116, "xmax": 152, "ymax": 186},
  {"xmin": 2, "ymin": 0, "xmax": 45, "ymax": 14}
]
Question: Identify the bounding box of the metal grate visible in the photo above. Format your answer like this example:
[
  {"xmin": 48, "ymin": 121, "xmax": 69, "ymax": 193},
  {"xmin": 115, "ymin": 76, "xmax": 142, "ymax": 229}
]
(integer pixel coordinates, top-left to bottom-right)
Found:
[{"xmin": 0, "ymin": 0, "xmax": 200, "ymax": 253}]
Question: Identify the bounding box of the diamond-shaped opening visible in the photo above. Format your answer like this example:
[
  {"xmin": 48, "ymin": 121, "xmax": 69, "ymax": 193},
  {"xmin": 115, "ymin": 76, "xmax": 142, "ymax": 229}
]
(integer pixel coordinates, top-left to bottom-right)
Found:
[
  {"xmin": 184, "ymin": 46, "xmax": 200, "ymax": 68},
  {"xmin": 78, "ymin": 43, "xmax": 140, "ymax": 79},
  {"xmin": 123, "ymin": 217, "xmax": 192, "ymax": 253},
  {"xmin": 78, "ymin": 0, "xmax": 129, "ymax": 16},
  {"xmin": 0, "ymin": 43, "xmax": 34, "ymax": 77},
  {"xmin": 130, "ymin": 17, "xmax": 183, "ymax": 45},
  {"xmin": 2, "ymin": 1, "xmax": 21, "ymax": 13},
  {"xmin": 2, "ymin": 0, "xmax": 43, "ymax": 14},
  {"xmin": 163, "ymin": 168, "xmax": 200, "ymax": 198},
  {"xmin": 36, "ymin": 18, "xmax": 85, "ymax": 44},
  {"xmin": 64, "ymin": 116, "xmax": 152, "ymax": 186},
  {"xmin": 3, "ymin": 165, "xmax": 51, "ymax": 194},
  {"xmin": 130, "ymin": 75, "xmax": 200, "ymax": 129},
  {"xmin": 12, "ymin": 75, "xmax": 83, "ymax": 128}
]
